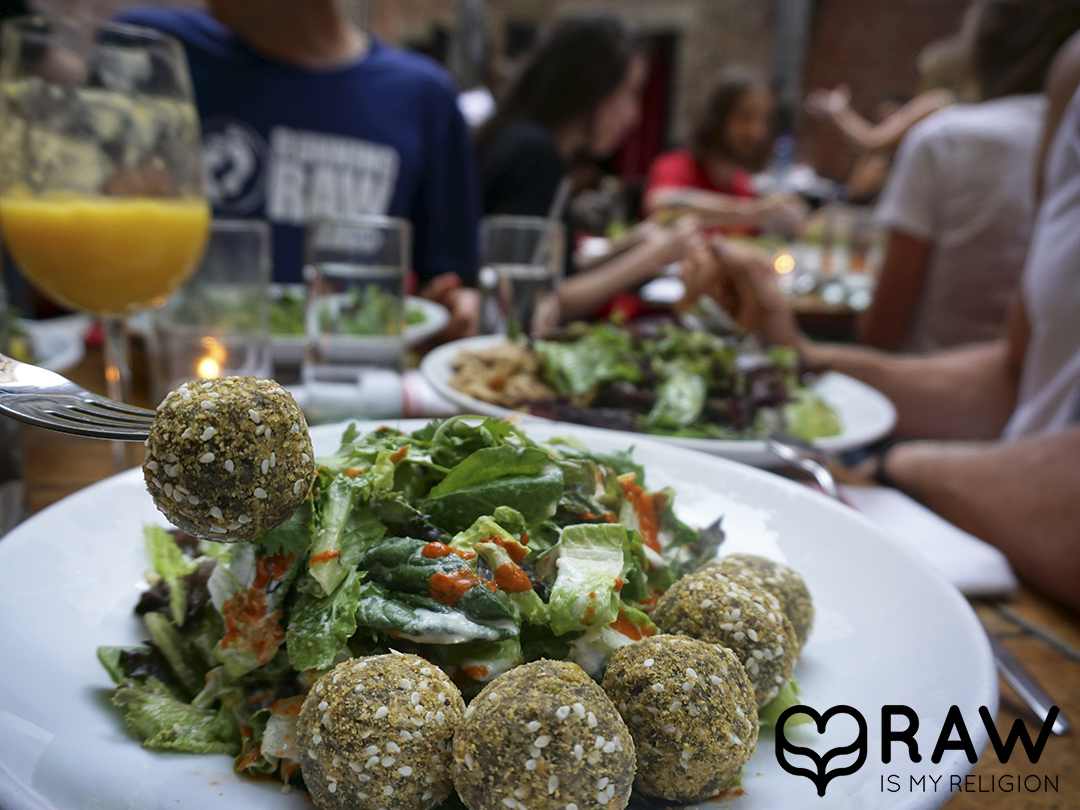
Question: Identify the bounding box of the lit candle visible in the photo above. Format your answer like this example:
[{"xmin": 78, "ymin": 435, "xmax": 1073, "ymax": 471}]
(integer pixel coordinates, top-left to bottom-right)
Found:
[
  {"xmin": 196, "ymin": 336, "xmax": 226, "ymax": 379},
  {"xmin": 773, "ymin": 252, "xmax": 796, "ymax": 275}
]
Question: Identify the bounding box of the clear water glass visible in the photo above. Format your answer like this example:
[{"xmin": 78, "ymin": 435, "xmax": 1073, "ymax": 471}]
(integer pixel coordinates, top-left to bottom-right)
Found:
[{"xmin": 302, "ymin": 215, "xmax": 410, "ymax": 423}]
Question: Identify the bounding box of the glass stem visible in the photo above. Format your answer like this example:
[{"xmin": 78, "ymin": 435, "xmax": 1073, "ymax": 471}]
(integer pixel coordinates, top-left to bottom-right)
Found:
[{"xmin": 101, "ymin": 316, "xmax": 133, "ymax": 471}]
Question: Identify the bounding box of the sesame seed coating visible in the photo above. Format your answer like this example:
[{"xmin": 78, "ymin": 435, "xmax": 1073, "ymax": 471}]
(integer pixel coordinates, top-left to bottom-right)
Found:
[
  {"xmin": 708, "ymin": 554, "xmax": 815, "ymax": 649},
  {"xmin": 602, "ymin": 635, "xmax": 758, "ymax": 803},
  {"xmin": 297, "ymin": 654, "xmax": 464, "ymax": 810},
  {"xmin": 143, "ymin": 377, "xmax": 315, "ymax": 543},
  {"xmin": 453, "ymin": 660, "xmax": 635, "ymax": 810},
  {"xmin": 652, "ymin": 571, "xmax": 798, "ymax": 707}
]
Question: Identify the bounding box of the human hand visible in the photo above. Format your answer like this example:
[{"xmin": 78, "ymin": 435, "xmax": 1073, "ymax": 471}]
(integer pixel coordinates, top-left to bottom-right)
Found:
[
  {"xmin": 806, "ymin": 84, "xmax": 851, "ymax": 118},
  {"xmin": 753, "ymin": 192, "xmax": 810, "ymax": 237},
  {"xmin": 641, "ymin": 213, "xmax": 703, "ymax": 268},
  {"xmin": 420, "ymin": 273, "xmax": 480, "ymax": 342},
  {"xmin": 699, "ymin": 238, "xmax": 804, "ymax": 347}
]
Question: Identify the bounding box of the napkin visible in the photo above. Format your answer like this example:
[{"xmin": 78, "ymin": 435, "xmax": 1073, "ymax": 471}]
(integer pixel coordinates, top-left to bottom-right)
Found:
[{"xmin": 840, "ymin": 484, "xmax": 1018, "ymax": 597}]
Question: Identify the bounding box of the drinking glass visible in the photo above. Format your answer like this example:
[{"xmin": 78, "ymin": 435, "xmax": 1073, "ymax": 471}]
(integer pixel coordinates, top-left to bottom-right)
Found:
[
  {"xmin": 0, "ymin": 16, "xmax": 209, "ymax": 421},
  {"xmin": 148, "ymin": 219, "xmax": 271, "ymax": 405},
  {"xmin": 302, "ymin": 215, "xmax": 410, "ymax": 423},
  {"xmin": 479, "ymin": 215, "xmax": 564, "ymax": 338}
]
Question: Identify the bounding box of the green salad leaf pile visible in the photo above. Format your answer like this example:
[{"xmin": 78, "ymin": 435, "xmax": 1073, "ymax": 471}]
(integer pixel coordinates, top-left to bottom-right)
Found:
[
  {"xmin": 517, "ymin": 319, "xmax": 842, "ymax": 442},
  {"xmin": 99, "ymin": 417, "xmax": 720, "ymax": 787},
  {"xmin": 271, "ymin": 285, "xmax": 426, "ymax": 337}
]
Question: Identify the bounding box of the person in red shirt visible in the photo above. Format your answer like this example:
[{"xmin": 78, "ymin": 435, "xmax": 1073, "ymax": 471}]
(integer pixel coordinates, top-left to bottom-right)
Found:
[{"xmin": 645, "ymin": 68, "xmax": 806, "ymax": 234}]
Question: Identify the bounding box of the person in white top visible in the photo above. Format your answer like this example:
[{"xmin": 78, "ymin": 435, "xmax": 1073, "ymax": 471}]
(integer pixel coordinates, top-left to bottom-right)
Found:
[
  {"xmin": 869, "ymin": 93, "xmax": 1045, "ymax": 351},
  {"xmin": 857, "ymin": 0, "xmax": 1079, "ymax": 352},
  {"xmin": 682, "ymin": 4, "xmax": 1080, "ymax": 612}
]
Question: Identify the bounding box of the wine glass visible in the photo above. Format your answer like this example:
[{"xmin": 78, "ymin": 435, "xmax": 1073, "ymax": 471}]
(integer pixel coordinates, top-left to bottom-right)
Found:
[{"xmin": 0, "ymin": 16, "xmax": 210, "ymax": 449}]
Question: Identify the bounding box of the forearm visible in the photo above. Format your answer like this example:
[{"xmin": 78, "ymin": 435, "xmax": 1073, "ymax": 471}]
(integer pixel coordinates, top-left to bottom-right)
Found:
[
  {"xmin": 828, "ymin": 105, "xmax": 878, "ymax": 150},
  {"xmin": 558, "ymin": 243, "xmax": 668, "ymax": 321},
  {"xmin": 886, "ymin": 433, "xmax": 1080, "ymax": 611},
  {"xmin": 646, "ymin": 187, "xmax": 758, "ymax": 227},
  {"xmin": 802, "ymin": 339, "xmax": 1018, "ymax": 440}
]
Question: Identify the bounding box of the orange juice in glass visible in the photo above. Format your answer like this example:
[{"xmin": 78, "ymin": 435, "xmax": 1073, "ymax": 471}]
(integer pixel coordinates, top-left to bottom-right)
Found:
[
  {"xmin": 0, "ymin": 194, "xmax": 210, "ymax": 316},
  {"xmin": 0, "ymin": 17, "xmax": 209, "ymax": 452}
]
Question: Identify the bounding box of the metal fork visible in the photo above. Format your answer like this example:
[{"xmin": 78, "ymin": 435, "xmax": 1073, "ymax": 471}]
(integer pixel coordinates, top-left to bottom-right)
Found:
[
  {"xmin": 0, "ymin": 352, "xmax": 154, "ymax": 441},
  {"xmin": 765, "ymin": 433, "xmax": 840, "ymax": 500}
]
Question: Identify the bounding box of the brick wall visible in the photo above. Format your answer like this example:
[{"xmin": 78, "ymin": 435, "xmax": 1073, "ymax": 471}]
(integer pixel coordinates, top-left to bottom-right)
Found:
[{"xmin": 799, "ymin": 0, "xmax": 971, "ymax": 180}]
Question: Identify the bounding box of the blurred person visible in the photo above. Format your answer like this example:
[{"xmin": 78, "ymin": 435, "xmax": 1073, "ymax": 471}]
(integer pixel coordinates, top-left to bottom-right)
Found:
[
  {"xmin": 476, "ymin": 16, "xmax": 694, "ymax": 322},
  {"xmin": 678, "ymin": 20, "xmax": 1080, "ymax": 612},
  {"xmin": 643, "ymin": 69, "xmax": 808, "ymax": 236},
  {"xmin": 119, "ymin": 0, "xmax": 481, "ymax": 338},
  {"xmin": 857, "ymin": 0, "xmax": 1080, "ymax": 352},
  {"xmin": 807, "ymin": 37, "xmax": 969, "ymax": 202}
]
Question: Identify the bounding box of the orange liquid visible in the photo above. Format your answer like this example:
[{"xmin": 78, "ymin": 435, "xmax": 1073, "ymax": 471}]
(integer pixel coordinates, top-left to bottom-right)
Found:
[{"xmin": 0, "ymin": 195, "xmax": 210, "ymax": 316}]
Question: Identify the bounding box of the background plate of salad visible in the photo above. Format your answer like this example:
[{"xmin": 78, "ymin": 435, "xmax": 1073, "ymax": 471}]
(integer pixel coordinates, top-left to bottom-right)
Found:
[
  {"xmin": 422, "ymin": 333, "xmax": 897, "ymax": 467},
  {"xmin": 269, "ymin": 285, "xmax": 449, "ymax": 363},
  {"xmin": 0, "ymin": 420, "xmax": 992, "ymax": 810}
]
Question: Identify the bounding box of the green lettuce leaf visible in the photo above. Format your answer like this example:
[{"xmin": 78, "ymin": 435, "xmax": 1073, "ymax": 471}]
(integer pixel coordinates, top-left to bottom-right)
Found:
[
  {"xmin": 784, "ymin": 389, "xmax": 842, "ymax": 441},
  {"xmin": 286, "ymin": 569, "xmax": 364, "ymax": 672},
  {"xmin": 143, "ymin": 525, "xmax": 197, "ymax": 626},
  {"xmin": 424, "ymin": 464, "xmax": 564, "ymax": 532},
  {"xmin": 548, "ymin": 523, "xmax": 630, "ymax": 635},
  {"xmin": 353, "ymin": 581, "xmax": 516, "ymax": 644},
  {"xmin": 759, "ymin": 678, "xmax": 809, "ymax": 729},
  {"xmin": 111, "ymin": 677, "xmax": 240, "ymax": 754},
  {"xmin": 643, "ymin": 366, "xmax": 707, "ymax": 429}
]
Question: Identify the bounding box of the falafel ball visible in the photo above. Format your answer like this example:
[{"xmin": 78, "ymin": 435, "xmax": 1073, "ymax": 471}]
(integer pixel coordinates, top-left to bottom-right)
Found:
[
  {"xmin": 296, "ymin": 654, "xmax": 465, "ymax": 810},
  {"xmin": 602, "ymin": 635, "xmax": 758, "ymax": 803},
  {"xmin": 711, "ymin": 554, "xmax": 814, "ymax": 648},
  {"xmin": 653, "ymin": 570, "xmax": 798, "ymax": 707},
  {"xmin": 143, "ymin": 377, "xmax": 314, "ymax": 543},
  {"xmin": 453, "ymin": 660, "xmax": 635, "ymax": 810}
]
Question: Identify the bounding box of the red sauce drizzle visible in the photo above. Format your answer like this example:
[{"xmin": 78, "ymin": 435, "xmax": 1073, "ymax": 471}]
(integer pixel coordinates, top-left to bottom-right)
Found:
[
  {"xmin": 485, "ymin": 535, "xmax": 528, "ymax": 565},
  {"xmin": 389, "ymin": 445, "xmax": 410, "ymax": 464},
  {"xmin": 619, "ymin": 474, "xmax": 660, "ymax": 552},
  {"xmin": 422, "ymin": 542, "xmax": 476, "ymax": 561},
  {"xmin": 462, "ymin": 665, "xmax": 488, "ymax": 680},
  {"xmin": 495, "ymin": 563, "xmax": 532, "ymax": 593},
  {"xmin": 429, "ymin": 569, "xmax": 483, "ymax": 606},
  {"xmin": 614, "ymin": 577, "xmax": 625, "ymax": 592},
  {"xmin": 611, "ymin": 606, "xmax": 657, "ymax": 640},
  {"xmin": 308, "ymin": 549, "xmax": 340, "ymax": 565}
]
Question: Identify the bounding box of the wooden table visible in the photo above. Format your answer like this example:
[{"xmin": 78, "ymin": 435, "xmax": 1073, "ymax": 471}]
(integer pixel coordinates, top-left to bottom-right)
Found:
[{"xmin": 13, "ymin": 350, "xmax": 1080, "ymax": 808}]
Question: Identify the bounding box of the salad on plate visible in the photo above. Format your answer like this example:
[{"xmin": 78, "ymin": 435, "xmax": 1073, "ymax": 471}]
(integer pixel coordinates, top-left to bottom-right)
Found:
[
  {"xmin": 97, "ymin": 417, "xmax": 794, "ymax": 794},
  {"xmin": 449, "ymin": 310, "xmax": 841, "ymax": 442}
]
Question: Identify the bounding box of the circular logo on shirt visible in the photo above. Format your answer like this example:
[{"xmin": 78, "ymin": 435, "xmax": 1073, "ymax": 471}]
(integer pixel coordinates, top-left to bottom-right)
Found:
[{"xmin": 201, "ymin": 117, "xmax": 268, "ymax": 215}]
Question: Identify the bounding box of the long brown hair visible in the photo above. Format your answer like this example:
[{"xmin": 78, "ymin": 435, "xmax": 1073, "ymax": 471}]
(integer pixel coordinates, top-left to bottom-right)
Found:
[
  {"xmin": 690, "ymin": 67, "xmax": 774, "ymax": 172},
  {"xmin": 477, "ymin": 17, "xmax": 639, "ymax": 153},
  {"xmin": 968, "ymin": 0, "xmax": 1080, "ymax": 100}
]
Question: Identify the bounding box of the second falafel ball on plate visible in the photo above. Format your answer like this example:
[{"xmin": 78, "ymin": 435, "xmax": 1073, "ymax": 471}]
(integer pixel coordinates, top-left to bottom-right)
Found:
[
  {"xmin": 711, "ymin": 553, "xmax": 814, "ymax": 648},
  {"xmin": 653, "ymin": 569, "xmax": 798, "ymax": 706},
  {"xmin": 453, "ymin": 659, "xmax": 636, "ymax": 810},
  {"xmin": 602, "ymin": 634, "xmax": 758, "ymax": 803},
  {"xmin": 296, "ymin": 653, "xmax": 465, "ymax": 810}
]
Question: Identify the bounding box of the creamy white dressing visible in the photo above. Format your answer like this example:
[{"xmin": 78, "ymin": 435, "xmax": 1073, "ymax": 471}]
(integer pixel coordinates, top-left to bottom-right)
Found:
[{"xmin": 398, "ymin": 610, "xmax": 515, "ymax": 644}]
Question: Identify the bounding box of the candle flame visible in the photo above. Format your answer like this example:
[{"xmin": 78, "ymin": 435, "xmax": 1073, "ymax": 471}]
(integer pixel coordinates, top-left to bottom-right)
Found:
[
  {"xmin": 774, "ymin": 252, "xmax": 796, "ymax": 275},
  {"xmin": 196, "ymin": 336, "xmax": 226, "ymax": 379}
]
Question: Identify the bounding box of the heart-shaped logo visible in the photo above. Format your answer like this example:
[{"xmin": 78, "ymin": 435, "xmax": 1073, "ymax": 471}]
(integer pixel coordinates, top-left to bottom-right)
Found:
[{"xmin": 775, "ymin": 704, "xmax": 869, "ymax": 796}]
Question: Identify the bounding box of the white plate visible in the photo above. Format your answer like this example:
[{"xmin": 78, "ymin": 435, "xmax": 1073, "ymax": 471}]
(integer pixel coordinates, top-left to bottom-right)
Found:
[
  {"xmin": 18, "ymin": 315, "xmax": 90, "ymax": 374},
  {"xmin": 270, "ymin": 291, "xmax": 450, "ymax": 363},
  {"xmin": 421, "ymin": 335, "xmax": 898, "ymax": 466},
  {"xmin": 0, "ymin": 421, "xmax": 994, "ymax": 810}
]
